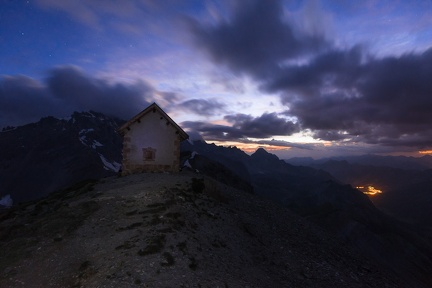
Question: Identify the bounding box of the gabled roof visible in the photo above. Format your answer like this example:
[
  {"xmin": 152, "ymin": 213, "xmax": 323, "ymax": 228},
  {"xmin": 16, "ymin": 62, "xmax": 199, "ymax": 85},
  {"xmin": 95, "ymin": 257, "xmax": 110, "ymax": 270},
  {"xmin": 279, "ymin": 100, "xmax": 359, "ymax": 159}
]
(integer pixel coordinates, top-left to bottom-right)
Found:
[{"xmin": 118, "ymin": 102, "xmax": 189, "ymax": 140}]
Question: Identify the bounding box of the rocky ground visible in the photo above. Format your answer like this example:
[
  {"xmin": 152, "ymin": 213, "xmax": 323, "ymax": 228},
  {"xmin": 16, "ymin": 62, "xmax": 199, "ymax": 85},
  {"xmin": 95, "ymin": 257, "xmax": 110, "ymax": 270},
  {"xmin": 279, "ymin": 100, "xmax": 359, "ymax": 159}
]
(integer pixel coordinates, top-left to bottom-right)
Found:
[{"xmin": 0, "ymin": 171, "xmax": 403, "ymax": 287}]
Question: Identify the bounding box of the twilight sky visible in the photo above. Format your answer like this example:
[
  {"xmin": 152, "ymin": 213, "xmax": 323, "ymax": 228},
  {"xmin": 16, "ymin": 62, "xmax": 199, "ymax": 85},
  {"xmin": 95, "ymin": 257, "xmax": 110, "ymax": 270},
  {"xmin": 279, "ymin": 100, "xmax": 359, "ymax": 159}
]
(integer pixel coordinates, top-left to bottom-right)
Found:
[{"xmin": 1, "ymin": 0, "xmax": 432, "ymax": 158}]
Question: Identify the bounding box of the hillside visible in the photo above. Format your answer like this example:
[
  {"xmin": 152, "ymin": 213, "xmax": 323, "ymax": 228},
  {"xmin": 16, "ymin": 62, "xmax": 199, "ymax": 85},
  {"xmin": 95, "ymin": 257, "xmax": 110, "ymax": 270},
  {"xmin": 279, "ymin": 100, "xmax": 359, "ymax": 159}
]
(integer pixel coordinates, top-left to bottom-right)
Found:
[
  {"xmin": 0, "ymin": 172, "xmax": 400, "ymax": 287},
  {"xmin": 0, "ymin": 112, "xmax": 123, "ymax": 203},
  {"xmin": 286, "ymin": 157, "xmax": 432, "ymax": 228},
  {"xmin": 182, "ymin": 142, "xmax": 432, "ymax": 287}
]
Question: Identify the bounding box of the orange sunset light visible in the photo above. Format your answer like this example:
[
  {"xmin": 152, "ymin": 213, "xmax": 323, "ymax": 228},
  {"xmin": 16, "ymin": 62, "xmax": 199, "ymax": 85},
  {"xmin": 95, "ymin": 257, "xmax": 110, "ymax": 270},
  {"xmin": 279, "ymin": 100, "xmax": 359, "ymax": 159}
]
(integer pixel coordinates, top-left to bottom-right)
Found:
[
  {"xmin": 419, "ymin": 150, "xmax": 432, "ymax": 154},
  {"xmin": 209, "ymin": 141, "xmax": 291, "ymax": 153}
]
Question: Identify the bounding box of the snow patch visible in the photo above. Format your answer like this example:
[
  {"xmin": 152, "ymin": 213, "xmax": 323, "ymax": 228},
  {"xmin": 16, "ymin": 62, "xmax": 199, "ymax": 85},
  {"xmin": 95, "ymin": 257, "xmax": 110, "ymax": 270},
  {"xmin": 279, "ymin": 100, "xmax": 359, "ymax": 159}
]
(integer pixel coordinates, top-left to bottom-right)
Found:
[
  {"xmin": 191, "ymin": 151, "xmax": 197, "ymax": 159},
  {"xmin": 92, "ymin": 140, "xmax": 103, "ymax": 149},
  {"xmin": 79, "ymin": 129, "xmax": 95, "ymax": 146},
  {"xmin": 99, "ymin": 153, "xmax": 121, "ymax": 172},
  {"xmin": 183, "ymin": 152, "xmax": 199, "ymax": 170},
  {"xmin": 79, "ymin": 128, "xmax": 94, "ymax": 135},
  {"xmin": 79, "ymin": 135, "xmax": 87, "ymax": 146},
  {"xmin": 184, "ymin": 160, "xmax": 192, "ymax": 169}
]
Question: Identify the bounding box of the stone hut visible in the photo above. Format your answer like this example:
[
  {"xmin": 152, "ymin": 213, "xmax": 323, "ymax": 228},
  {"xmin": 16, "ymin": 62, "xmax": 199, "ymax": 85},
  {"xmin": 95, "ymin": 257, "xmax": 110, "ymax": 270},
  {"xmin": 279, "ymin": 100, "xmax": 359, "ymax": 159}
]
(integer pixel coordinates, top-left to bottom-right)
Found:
[{"xmin": 118, "ymin": 103, "xmax": 189, "ymax": 175}]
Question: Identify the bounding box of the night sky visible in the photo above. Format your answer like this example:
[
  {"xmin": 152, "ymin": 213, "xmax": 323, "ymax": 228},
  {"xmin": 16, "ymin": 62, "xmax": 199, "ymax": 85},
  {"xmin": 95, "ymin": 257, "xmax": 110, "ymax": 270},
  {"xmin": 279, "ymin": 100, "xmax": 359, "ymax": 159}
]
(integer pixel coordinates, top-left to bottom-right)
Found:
[{"xmin": 2, "ymin": 0, "xmax": 432, "ymax": 158}]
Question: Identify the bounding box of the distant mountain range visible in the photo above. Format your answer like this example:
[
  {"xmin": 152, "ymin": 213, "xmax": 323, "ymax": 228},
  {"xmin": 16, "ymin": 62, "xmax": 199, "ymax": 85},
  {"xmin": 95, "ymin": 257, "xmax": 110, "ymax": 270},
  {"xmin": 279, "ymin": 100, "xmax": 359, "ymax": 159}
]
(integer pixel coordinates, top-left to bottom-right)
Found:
[
  {"xmin": 181, "ymin": 141, "xmax": 432, "ymax": 287},
  {"xmin": 1, "ymin": 112, "xmax": 432, "ymax": 286},
  {"xmin": 285, "ymin": 156, "xmax": 432, "ymax": 227},
  {"xmin": 287, "ymin": 154, "xmax": 432, "ymax": 170}
]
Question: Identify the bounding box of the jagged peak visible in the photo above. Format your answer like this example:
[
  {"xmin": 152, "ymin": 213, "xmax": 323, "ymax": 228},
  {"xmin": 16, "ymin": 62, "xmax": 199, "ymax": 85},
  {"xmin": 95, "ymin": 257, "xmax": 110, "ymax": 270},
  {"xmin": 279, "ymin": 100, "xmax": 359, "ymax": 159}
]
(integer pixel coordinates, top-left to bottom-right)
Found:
[
  {"xmin": 251, "ymin": 148, "xmax": 278, "ymax": 160},
  {"xmin": 249, "ymin": 148, "xmax": 283, "ymax": 168},
  {"xmin": 253, "ymin": 147, "xmax": 268, "ymax": 155}
]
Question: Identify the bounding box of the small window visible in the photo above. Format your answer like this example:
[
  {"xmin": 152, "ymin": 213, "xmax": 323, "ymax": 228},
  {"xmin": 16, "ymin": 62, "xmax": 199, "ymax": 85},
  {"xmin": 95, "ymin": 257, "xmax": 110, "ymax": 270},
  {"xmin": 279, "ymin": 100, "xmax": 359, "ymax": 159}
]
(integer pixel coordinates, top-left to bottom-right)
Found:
[{"xmin": 143, "ymin": 147, "xmax": 156, "ymax": 161}]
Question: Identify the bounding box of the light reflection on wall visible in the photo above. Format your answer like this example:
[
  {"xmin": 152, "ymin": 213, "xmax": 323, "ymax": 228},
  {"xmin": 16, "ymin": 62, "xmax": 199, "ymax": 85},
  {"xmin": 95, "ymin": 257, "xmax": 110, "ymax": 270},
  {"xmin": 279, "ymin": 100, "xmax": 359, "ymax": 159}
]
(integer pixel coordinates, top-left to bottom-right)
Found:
[{"xmin": 356, "ymin": 185, "xmax": 383, "ymax": 195}]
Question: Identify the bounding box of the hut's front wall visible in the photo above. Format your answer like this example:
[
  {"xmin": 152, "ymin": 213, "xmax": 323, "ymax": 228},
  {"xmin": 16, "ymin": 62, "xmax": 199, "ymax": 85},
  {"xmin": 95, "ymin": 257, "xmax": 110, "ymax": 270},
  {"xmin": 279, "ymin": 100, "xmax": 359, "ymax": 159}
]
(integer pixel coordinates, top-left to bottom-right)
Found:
[{"xmin": 122, "ymin": 110, "xmax": 181, "ymax": 174}]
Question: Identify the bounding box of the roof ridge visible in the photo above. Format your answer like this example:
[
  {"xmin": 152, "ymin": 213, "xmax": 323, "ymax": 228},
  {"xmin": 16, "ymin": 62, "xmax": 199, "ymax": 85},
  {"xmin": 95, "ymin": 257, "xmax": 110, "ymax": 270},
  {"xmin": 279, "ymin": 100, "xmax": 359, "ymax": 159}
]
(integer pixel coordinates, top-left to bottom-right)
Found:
[{"xmin": 118, "ymin": 102, "xmax": 188, "ymax": 140}]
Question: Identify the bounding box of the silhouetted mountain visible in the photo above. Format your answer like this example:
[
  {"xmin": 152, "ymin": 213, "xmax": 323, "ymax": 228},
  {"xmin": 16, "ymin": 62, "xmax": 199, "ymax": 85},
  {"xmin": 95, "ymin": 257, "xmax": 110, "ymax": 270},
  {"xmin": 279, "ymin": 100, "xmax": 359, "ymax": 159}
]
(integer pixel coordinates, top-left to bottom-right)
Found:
[
  {"xmin": 373, "ymin": 177, "xmax": 432, "ymax": 227},
  {"xmin": 182, "ymin": 142, "xmax": 432, "ymax": 287},
  {"xmin": 287, "ymin": 154, "xmax": 432, "ymax": 170},
  {"xmin": 1, "ymin": 114, "xmax": 432, "ymax": 286},
  {"xmin": 0, "ymin": 112, "xmax": 124, "ymax": 203},
  {"xmin": 288, "ymin": 158, "xmax": 432, "ymax": 228}
]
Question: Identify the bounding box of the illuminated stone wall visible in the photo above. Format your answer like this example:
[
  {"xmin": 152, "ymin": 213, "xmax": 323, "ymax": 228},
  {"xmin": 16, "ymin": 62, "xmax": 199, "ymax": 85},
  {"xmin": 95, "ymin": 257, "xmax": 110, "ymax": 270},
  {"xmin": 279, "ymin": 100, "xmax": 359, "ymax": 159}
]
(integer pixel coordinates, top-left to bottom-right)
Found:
[{"xmin": 121, "ymin": 109, "xmax": 182, "ymax": 175}]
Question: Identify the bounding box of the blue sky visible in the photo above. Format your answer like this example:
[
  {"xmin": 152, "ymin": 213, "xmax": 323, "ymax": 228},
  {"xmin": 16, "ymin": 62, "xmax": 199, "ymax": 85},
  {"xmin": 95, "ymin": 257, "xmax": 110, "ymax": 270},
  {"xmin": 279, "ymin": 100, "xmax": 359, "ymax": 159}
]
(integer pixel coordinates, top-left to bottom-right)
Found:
[{"xmin": 1, "ymin": 0, "xmax": 432, "ymax": 158}]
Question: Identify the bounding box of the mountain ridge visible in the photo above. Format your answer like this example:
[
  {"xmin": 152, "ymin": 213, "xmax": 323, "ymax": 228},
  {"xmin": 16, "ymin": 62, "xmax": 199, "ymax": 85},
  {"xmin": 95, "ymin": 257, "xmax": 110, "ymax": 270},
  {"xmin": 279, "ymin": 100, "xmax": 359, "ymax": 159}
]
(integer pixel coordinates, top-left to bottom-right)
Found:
[
  {"xmin": 2, "ymin": 112, "xmax": 432, "ymax": 287},
  {"xmin": 286, "ymin": 157, "xmax": 432, "ymax": 228},
  {"xmin": 0, "ymin": 172, "xmax": 402, "ymax": 287},
  {"xmin": 286, "ymin": 154, "xmax": 432, "ymax": 170},
  {"xmin": 182, "ymin": 140, "xmax": 432, "ymax": 287},
  {"xmin": 0, "ymin": 111, "xmax": 124, "ymax": 203}
]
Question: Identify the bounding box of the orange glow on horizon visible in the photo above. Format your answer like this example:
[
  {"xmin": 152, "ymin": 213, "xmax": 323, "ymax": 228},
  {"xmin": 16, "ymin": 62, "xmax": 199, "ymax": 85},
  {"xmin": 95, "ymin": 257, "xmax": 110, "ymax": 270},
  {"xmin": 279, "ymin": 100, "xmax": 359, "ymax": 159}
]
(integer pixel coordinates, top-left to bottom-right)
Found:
[
  {"xmin": 419, "ymin": 150, "xmax": 432, "ymax": 154},
  {"xmin": 211, "ymin": 119, "xmax": 231, "ymax": 126},
  {"xmin": 209, "ymin": 140, "xmax": 291, "ymax": 153}
]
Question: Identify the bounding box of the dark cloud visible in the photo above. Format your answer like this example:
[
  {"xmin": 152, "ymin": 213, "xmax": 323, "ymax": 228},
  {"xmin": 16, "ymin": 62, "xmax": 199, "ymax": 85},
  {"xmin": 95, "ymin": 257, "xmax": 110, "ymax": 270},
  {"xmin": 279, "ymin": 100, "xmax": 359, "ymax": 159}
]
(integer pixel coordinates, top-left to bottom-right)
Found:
[
  {"xmin": 47, "ymin": 66, "xmax": 152, "ymax": 119},
  {"xmin": 182, "ymin": 112, "xmax": 298, "ymax": 141},
  {"xmin": 266, "ymin": 46, "xmax": 366, "ymax": 99},
  {"xmin": 187, "ymin": 0, "xmax": 327, "ymax": 78},
  {"xmin": 0, "ymin": 66, "xmax": 158, "ymax": 127},
  {"xmin": 244, "ymin": 138, "xmax": 314, "ymax": 150},
  {"xmin": 313, "ymin": 130, "xmax": 350, "ymax": 142},
  {"xmin": 177, "ymin": 99, "xmax": 226, "ymax": 116},
  {"xmin": 225, "ymin": 112, "xmax": 299, "ymax": 137},
  {"xmin": 181, "ymin": 121, "xmax": 237, "ymax": 140},
  {"xmin": 189, "ymin": 0, "xmax": 432, "ymax": 149},
  {"xmin": 157, "ymin": 91, "xmax": 179, "ymax": 105},
  {"xmin": 0, "ymin": 75, "xmax": 59, "ymax": 126},
  {"xmin": 284, "ymin": 49, "xmax": 432, "ymax": 147}
]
